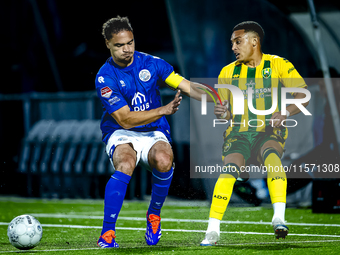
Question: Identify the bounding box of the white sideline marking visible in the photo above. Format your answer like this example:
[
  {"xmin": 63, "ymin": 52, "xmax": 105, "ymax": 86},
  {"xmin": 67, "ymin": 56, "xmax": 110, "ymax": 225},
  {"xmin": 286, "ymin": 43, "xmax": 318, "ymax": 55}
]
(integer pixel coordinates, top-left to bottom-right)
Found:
[
  {"xmin": 1, "ymin": 240, "xmax": 340, "ymax": 253},
  {"xmin": 1, "ymin": 222, "xmax": 340, "ymax": 238},
  {"xmin": 27, "ymin": 213, "xmax": 340, "ymax": 227},
  {"xmin": 0, "ymin": 248, "xmax": 100, "ymax": 253},
  {"xmin": 25, "ymin": 207, "xmax": 258, "ymax": 217}
]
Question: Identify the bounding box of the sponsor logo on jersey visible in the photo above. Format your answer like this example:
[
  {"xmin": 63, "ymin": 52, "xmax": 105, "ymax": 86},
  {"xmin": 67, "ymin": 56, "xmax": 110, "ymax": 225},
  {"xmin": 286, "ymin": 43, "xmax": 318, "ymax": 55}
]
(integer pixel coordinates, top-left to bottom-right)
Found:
[
  {"xmin": 108, "ymin": 96, "xmax": 120, "ymax": 105},
  {"xmin": 98, "ymin": 76, "xmax": 105, "ymax": 83},
  {"xmin": 245, "ymin": 79, "xmax": 256, "ymax": 88},
  {"xmin": 132, "ymin": 92, "xmax": 145, "ymax": 105},
  {"xmin": 132, "ymin": 92, "xmax": 150, "ymax": 111},
  {"xmin": 101, "ymin": 86, "xmax": 112, "ymax": 98},
  {"xmin": 139, "ymin": 69, "xmax": 151, "ymax": 82},
  {"xmin": 262, "ymin": 68, "xmax": 272, "ymax": 79},
  {"xmin": 120, "ymin": 80, "xmax": 126, "ymax": 87}
]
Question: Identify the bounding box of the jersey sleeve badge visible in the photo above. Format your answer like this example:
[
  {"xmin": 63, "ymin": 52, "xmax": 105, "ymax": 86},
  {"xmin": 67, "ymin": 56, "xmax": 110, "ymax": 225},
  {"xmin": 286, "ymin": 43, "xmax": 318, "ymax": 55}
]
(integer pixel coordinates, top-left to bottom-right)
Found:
[{"xmin": 101, "ymin": 86, "xmax": 113, "ymax": 98}]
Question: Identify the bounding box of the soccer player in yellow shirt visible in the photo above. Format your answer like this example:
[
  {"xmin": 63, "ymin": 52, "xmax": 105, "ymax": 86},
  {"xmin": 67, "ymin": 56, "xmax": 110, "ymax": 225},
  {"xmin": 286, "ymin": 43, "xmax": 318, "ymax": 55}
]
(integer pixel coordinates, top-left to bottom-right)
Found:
[{"xmin": 200, "ymin": 21, "xmax": 310, "ymax": 246}]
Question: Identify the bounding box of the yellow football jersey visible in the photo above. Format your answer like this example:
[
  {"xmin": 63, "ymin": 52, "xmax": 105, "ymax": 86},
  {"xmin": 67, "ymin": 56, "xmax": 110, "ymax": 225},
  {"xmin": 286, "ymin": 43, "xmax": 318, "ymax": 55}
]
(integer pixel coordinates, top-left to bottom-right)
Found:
[{"xmin": 218, "ymin": 54, "xmax": 307, "ymax": 133}]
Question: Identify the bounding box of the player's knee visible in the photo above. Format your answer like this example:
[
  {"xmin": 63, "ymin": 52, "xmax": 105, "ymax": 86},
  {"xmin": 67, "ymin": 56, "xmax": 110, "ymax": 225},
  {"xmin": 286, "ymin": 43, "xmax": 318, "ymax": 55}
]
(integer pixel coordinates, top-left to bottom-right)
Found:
[
  {"xmin": 151, "ymin": 152, "xmax": 173, "ymax": 172},
  {"xmin": 115, "ymin": 155, "xmax": 136, "ymax": 175}
]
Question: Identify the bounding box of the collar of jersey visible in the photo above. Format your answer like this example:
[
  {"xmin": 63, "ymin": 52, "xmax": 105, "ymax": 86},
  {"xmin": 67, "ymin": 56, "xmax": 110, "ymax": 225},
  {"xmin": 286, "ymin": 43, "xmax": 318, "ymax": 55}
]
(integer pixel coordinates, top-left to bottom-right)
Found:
[{"xmin": 110, "ymin": 52, "xmax": 137, "ymax": 71}]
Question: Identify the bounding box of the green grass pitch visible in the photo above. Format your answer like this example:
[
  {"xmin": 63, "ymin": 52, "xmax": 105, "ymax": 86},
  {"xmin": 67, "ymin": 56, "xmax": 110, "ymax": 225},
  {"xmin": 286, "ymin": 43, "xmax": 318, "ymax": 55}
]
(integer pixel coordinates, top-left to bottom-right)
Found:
[{"xmin": 0, "ymin": 197, "xmax": 340, "ymax": 254}]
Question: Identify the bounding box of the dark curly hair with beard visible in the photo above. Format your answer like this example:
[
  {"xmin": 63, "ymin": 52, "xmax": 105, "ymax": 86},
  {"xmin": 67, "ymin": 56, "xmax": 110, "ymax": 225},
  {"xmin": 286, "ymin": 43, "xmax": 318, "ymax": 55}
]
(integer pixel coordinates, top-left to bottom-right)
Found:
[{"xmin": 102, "ymin": 16, "xmax": 133, "ymax": 41}]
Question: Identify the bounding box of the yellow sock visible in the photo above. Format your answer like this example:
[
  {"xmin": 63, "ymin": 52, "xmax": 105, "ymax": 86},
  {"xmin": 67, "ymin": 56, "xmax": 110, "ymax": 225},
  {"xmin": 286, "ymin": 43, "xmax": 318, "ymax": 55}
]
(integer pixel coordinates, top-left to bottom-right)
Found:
[
  {"xmin": 263, "ymin": 148, "xmax": 287, "ymax": 204},
  {"xmin": 209, "ymin": 173, "xmax": 236, "ymax": 220}
]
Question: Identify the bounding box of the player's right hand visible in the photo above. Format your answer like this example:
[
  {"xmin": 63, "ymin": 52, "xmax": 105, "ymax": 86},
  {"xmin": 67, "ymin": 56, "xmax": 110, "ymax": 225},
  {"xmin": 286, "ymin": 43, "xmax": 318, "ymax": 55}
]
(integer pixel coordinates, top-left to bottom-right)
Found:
[
  {"xmin": 214, "ymin": 100, "xmax": 229, "ymax": 119},
  {"xmin": 162, "ymin": 90, "xmax": 182, "ymax": 115}
]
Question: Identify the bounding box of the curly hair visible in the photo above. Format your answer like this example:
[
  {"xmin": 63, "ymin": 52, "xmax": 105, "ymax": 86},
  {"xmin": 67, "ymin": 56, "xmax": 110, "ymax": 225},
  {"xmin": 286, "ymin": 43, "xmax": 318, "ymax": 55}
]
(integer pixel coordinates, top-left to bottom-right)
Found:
[
  {"xmin": 102, "ymin": 16, "xmax": 133, "ymax": 41},
  {"xmin": 233, "ymin": 21, "xmax": 264, "ymax": 43}
]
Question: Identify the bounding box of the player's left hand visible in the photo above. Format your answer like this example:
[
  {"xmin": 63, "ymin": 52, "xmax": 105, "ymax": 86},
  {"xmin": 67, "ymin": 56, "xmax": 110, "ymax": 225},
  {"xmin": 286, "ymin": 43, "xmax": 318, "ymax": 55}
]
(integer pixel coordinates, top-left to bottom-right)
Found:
[
  {"xmin": 161, "ymin": 90, "xmax": 182, "ymax": 115},
  {"xmin": 270, "ymin": 112, "xmax": 287, "ymax": 127}
]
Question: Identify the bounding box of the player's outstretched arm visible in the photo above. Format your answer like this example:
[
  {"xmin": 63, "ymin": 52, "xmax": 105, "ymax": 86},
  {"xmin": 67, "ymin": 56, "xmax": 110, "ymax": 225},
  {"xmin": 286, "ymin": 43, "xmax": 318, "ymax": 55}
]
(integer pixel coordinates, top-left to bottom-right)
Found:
[
  {"xmin": 111, "ymin": 90, "xmax": 182, "ymax": 129},
  {"xmin": 164, "ymin": 71, "xmax": 217, "ymax": 102},
  {"xmin": 176, "ymin": 78, "xmax": 217, "ymax": 102}
]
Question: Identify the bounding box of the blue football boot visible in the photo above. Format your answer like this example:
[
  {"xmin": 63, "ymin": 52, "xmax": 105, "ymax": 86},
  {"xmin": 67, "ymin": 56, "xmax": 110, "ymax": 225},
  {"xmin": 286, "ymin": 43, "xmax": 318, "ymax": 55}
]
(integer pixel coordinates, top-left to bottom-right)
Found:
[
  {"xmin": 145, "ymin": 213, "xmax": 162, "ymax": 245},
  {"xmin": 97, "ymin": 230, "xmax": 119, "ymax": 248}
]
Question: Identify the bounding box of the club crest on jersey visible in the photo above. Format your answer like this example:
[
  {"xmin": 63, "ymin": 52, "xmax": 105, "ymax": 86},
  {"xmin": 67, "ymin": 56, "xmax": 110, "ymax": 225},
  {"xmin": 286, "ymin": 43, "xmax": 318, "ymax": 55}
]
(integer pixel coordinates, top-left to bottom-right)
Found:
[
  {"xmin": 101, "ymin": 86, "xmax": 112, "ymax": 98},
  {"xmin": 262, "ymin": 68, "xmax": 272, "ymax": 79},
  {"xmin": 139, "ymin": 69, "xmax": 151, "ymax": 82}
]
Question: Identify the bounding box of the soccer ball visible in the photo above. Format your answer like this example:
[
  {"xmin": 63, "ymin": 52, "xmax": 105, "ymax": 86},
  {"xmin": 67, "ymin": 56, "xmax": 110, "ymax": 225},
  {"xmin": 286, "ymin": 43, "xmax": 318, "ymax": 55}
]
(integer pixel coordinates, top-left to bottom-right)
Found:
[{"xmin": 7, "ymin": 215, "xmax": 43, "ymax": 250}]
